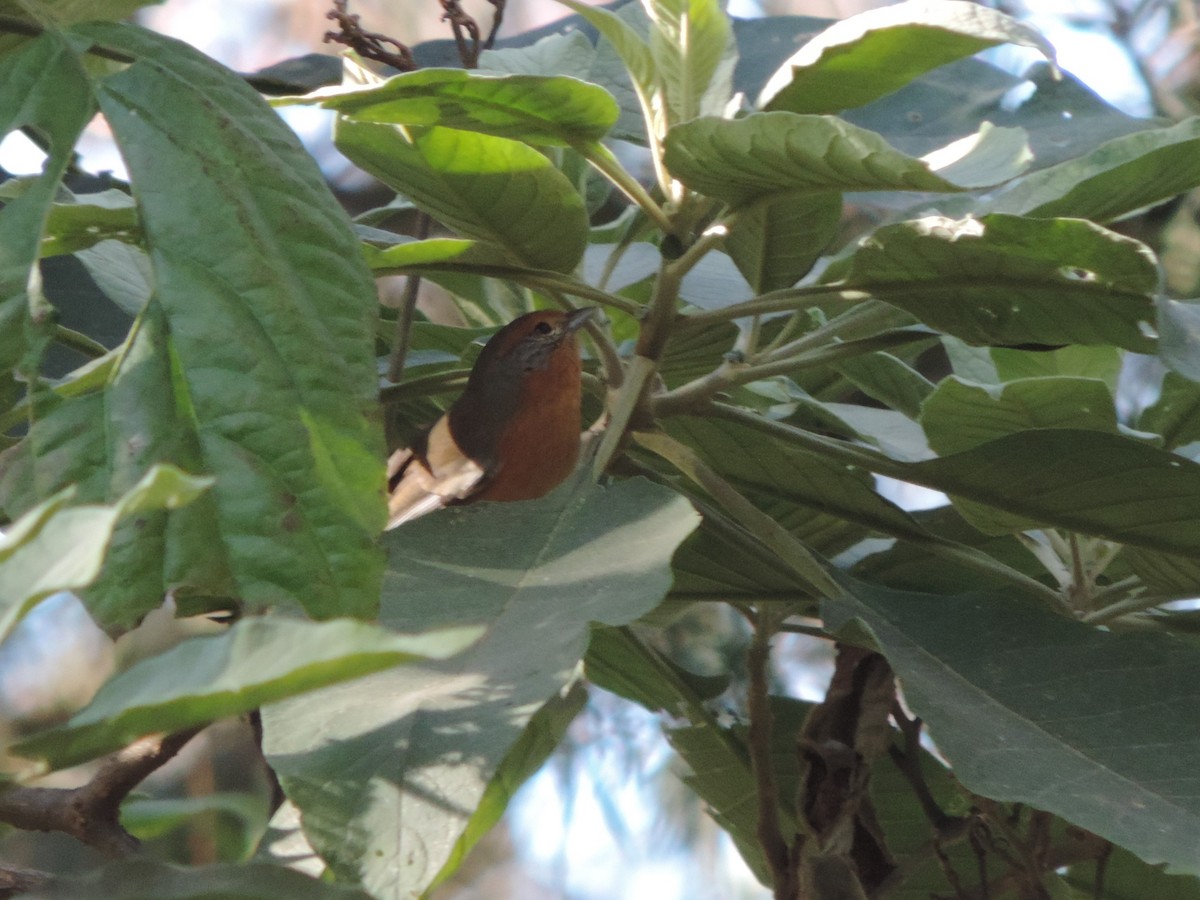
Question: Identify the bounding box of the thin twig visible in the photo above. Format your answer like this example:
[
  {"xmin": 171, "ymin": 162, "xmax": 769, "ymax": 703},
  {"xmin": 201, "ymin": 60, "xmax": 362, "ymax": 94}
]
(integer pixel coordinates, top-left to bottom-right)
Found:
[
  {"xmin": 325, "ymin": 0, "xmax": 417, "ymax": 71},
  {"xmin": 440, "ymin": 0, "xmax": 482, "ymax": 67},
  {"xmin": 483, "ymin": 0, "xmax": 506, "ymax": 49},
  {"xmin": 0, "ymin": 864, "xmax": 52, "ymax": 896},
  {"xmin": 386, "ymin": 213, "xmax": 430, "ymax": 384},
  {"xmin": 747, "ymin": 611, "xmax": 792, "ymax": 897},
  {"xmin": 0, "ymin": 727, "xmax": 204, "ymax": 857},
  {"xmin": 888, "ymin": 702, "xmax": 963, "ymax": 835}
]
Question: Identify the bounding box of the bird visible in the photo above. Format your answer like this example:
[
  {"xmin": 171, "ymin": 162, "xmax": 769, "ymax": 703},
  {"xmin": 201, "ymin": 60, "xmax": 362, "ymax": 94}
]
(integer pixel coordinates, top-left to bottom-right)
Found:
[{"xmin": 385, "ymin": 307, "xmax": 596, "ymax": 528}]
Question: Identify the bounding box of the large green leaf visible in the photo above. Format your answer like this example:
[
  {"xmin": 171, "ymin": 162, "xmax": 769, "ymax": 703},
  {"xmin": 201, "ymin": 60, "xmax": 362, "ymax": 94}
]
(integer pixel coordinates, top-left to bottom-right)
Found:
[
  {"xmin": 844, "ymin": 58, "xmax": 1148, "ymax": 169},
  {"xmin": 554, "ymin": 0, "xmax": 656, "ymax": 100},
  {"xmin": 664, "ymin": 114, "xmax": 1030, "ymax": 205},
  {"xmin": 644, "ymin": 0, "xmax": 735, "ymax": 122},
  {"xmin": 336, "ymin": 118, "xmax": 588, "ymax": 273},
  {"xmin": 977, "ymin": 117, "xmax": 1200, "ymax": 222},
  {"xmin": 0, "ymin": 32, "xmax": 93, "ymax": 373},
  {"xmin": 298, "ymin": 68, "xmax": 619, "ymax": 147},
  {"xmin": 667, "ymin": 416, "xmax": 931, "ymax": 546},
  {"xmin": 0, "ymin": 304, "xmax": 240, "ymax": 627},
  {"xmin": 586, "ymin": 624, "xmax": 792, "ymax": 885},
  {"xmin": 833, "ymin": 351, "xmax": 934, "ymax": 420},
  {"xmin": 261, "ymin": 475, "xmax": 700, "ymax": 899},
  {"xmin": 1062, "ymin": 846, "xmax": 1200, "ymax": 899},
  {"xmin": 32, "ymin": 860, "xmax": 371, "ymax": 899},
  {"xmin": 12, "ymin": 616, "xmax": 480, "ymax": 771},
  {"xmin": 1159, "ymin": 298, "xmax": 1200, "ymax": 384},
  {"xmin": 919, "ymin": 376, "xmax": 1130, "ymax": 535},
  {"xmin": 0, "ymin": 464, "xmax": 208, "ymax": 646},
  {"xmin": 760, "ymin": 0, "xmax": 1054, "ymax": 115},
  {"xmin": 824, "ymin": 579, "xmax": 1200, "ymax": 874},
  {"xmin": 725, "ymin": 193, "xmax": 841, "ymax": 293},
  {"xmin": 821, "ymin": 215, "xmax": 1158, "ymax": 351},
  {"xmin": 905, "ymin": 429, "xmax": 1200, "ymax": 553},
  {"xmin": 64, "ymin": 23, "xmax": 385, "ymax": 619},
  {"xmin": 921, "ymin": 376, "xmax": 1122, "ymax": 455},
  {"xmin": 427, "ymin": 681, "xmax": 588, "ymax": 896},
  {"xmin": 1138, "ymin": 371, "xmax": 1200, "ymax": 450}
]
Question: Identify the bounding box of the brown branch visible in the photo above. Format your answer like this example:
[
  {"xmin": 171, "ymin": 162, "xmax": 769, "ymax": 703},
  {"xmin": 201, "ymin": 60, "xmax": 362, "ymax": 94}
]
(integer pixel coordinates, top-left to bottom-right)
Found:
[
  {"xmin": 325, "ymin": 0, "xmax": 418, "ymax": 71},
  {"xmin": 746, "ymin": 618, "xmax": 793, "ymax": 898},
  {"xmin": 0, "ymin": 727, "xmax": 203, "ymax": 857},
  {"xmin": 484, "ymin": 0, "xmax": 507, "ymax": 50},
  {"xmin": 386, "ymin": 213, "xmax": 431, "ymax": 384},
  {"xmin": 0, "ymin": 865, "xmax": 52, "ymax": 898},
  {"xmin": 887, "ymin": 701, "xmax": 965, "ymax": 837},
  {"xmin": 440, "ymin": 0, "xmax": 483, "ymax": 68}
]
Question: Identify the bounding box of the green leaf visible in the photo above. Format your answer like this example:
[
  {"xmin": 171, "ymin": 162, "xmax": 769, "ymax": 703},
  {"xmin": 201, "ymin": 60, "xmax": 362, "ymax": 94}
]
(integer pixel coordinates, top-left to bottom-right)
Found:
[
  {"xmin": 363, "ymin": 236, "xmax": 517, "ymax": 272},
  {"xmin": 32, "ymin": 860, "xmax": 371, "ymax": 899},
  {"xmin": 921, "ymin": 376, "xmax": 1121, "ymax": 455},
  {"xmin": 667, "ymin": 416, "xmax": 931, "ymax": 546},
  {"xmin": 428, "ymin": 681, "xmax": 589, "ymax": 896},
  {"xmin": 298, "ymin": 68, "xmax": 619, "ymax": 147},
  {"xmin": 586, "ymin": 624, "xmax": 788, "ymax": 885},
  {"xmin": 1138, "ymin": 372, "xmax": 1200, "ymax": 450},
  {"xmin": 853, "ymin": 505, "xmax": 1040, "ymax": 596},
  {"xmin": 979, "ymin": 117, "xmax": 1200, "ymax": 222},
  {"xmin": 123, "ymin": 792, "xmax": 268, "ymax": 861},
  {"xmin": 480, "ymin": 29, "xmax": 597, "ymax": 79},
  {"xmin": 63, "ymin": 23, "xmax": 386, "ymax": 620},
  {"xmin": 760, "ymin": 0, "xmax": 1055, "ymax": 115},
  {"xmin": 74, "ymin": 238, "xmax": 154, "ymax": 317},
  {"xmin": 670, "ymin": 519, "xmax": 809, "ymax": 601},
  {"xmin": 823, "ymin": 579, "xmax": 1200, "ymax": 875},
  {"xmin": 844, "ymin": 58, "xmax": 1148, "ymax": 170},
  {"xmin": 1063, "ymin": 846, "xmax": 1200, "ymax": 899},
  {"xmin": 725, "ymin": 193, "xmax": 841, "ymax": 293},
  {"xmin": 991, "ymin": 343, "xmax": 1123, "ymax": 388},
  {"xmin": 645, "ymin": 0, "xmax": 736, "ymax": 122},
  {"xmin": 664, "ymin": 114, "xmax": 1030, "ymax": 205},
  {"xmin": 39, "ymin": 189, "xmax": 140, "ymax": 257},
  {"xmin": 261, "ymin": 475, "xmax": 700, "ymax": 899},
  {"xmin": 553, "ymin": 0, "xmax": 656, "ymax": 109},
  {"xmin": 919, "ymin": 376, "xmax": 1132, "ymax": 536},
  {"xmin": 12, "ymin": 616, "xmax": 480, "ymax": 771},
  {"xmin": 0, "ymin": 464, "xmax": 208, "ymax": 646},
  {"xmin": 336, "ymin": 119, "xmax": 588, "ymax": 273},
  {"xmin": 0, "ymin": 32, "xmax": 94, "ymax": 373},
  {"xmin": 1159, "ymin": 298, "xmax": 1200, "ymax": 384},
  {"xmin": 905, "ymin": 429, "xmax": 1200, "ymax": 553},
  {"xmin": 832, "ymin": 351, "xmax": 935, "ymax": 420},
  {"xmin": 821, "ymin": 215, "xmax": 1158, "ymax": 351}
]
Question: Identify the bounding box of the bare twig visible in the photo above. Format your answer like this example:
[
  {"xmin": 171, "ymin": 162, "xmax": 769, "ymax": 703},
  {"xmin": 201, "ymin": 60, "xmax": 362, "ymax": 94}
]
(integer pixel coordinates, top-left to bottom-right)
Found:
[
  {"xmin": 440, "ymin": 0, "xmax": 483, "ymax": 68},
  {"xmin": 746, "ymin": 612, "xmax": 794, "ymax": 898},
  {"xmin": 0, "ymin": 727, "xmax": 204, "ymax": 857},
  {"xmin": 0, "ymin": 865, "xmax": 52, "ymax": 898},
  {"xmin": 484, "ymin": 0, "xmax": 507, "ymax": 49},
  {"xmin": 888, "ymin": 702, "xmax": 965, "ymax": 836},
  {"xmin": 325, "ymin": 0, "xmax": 417, "ymax": 71},
  {"xmin": 386, "ymin": 213, "xmax": 431, "ymax": 384}
]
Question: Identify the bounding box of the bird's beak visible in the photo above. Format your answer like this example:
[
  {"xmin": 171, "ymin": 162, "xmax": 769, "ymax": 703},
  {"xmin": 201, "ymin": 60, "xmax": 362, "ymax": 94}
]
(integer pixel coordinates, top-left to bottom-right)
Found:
[{"xmin": 564, "ymin": 307, "xmax": 598, "ymax": 333}]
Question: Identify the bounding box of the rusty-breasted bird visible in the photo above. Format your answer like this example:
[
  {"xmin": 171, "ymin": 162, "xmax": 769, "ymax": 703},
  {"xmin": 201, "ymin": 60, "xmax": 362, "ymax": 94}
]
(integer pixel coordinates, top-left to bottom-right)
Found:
[{"xmin": 385, "ymin": 307, "xmax": 596, "ymax": 528}]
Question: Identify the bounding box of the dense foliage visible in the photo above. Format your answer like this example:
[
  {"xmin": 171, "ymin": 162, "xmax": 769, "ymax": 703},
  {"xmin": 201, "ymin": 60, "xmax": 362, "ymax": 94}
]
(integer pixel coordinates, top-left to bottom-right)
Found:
[{"xmin": 2, "ymin": 0, "xmax": 1200, "ymax": 897}]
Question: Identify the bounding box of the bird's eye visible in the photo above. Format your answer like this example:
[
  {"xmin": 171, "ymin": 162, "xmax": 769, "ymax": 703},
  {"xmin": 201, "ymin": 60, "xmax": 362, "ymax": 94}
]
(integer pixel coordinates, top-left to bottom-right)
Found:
[{"xmin": 534, "ymin": 321, "xmax": 553, "ymax": 335}]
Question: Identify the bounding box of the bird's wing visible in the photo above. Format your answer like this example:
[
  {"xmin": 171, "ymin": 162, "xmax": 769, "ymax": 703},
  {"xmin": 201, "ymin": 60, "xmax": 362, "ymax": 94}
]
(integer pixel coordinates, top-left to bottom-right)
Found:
[{"xmin": 386, "ymin": 416, "xmax": 488, "ymax": 529}]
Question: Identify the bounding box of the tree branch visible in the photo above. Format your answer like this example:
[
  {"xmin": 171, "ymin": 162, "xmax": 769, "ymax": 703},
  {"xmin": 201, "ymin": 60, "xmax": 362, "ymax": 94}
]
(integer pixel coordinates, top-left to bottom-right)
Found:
[
  {"xmin": 0, "ymin": 727, "xmax": 204, "ymax": 857},
  {"xmin": 325, "ymin": 0, "xmax": 417, "ymax": 71},
  {"xmin": 746, "ymin": 611, "xmax": 793, "ymax": 897}
]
